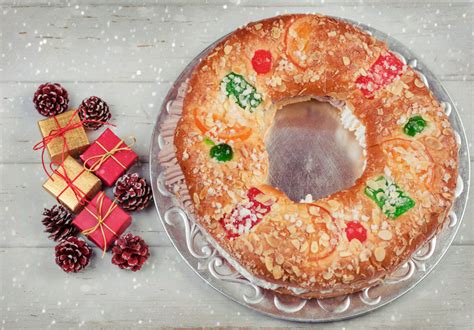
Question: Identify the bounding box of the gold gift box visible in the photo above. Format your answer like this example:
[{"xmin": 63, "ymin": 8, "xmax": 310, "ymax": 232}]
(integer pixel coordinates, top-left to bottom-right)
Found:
[
  {"xmin": 38, "ymin": 110, "xmax": 89, "ymax": 163},
  {"xmin": 43, "ymin": 156, "xmax": 101, "ymax": 213}
]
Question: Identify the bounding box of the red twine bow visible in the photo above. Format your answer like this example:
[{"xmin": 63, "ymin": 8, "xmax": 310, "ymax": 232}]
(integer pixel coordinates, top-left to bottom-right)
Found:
[
  {"xmin": 82, "ymin": 192, "xmax": 119, "ymax": 257},
  {"xmin": 33, "ymin": 109, "xmax": 114, "ymax": 178},
  {"xmin": 49, "ymin": 160, "xmax": 89, "ymax": 207}
]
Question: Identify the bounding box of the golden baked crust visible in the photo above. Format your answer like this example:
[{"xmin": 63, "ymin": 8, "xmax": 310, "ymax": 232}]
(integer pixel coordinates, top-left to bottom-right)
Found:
[{"xmin": 172, "ymin": 14, "xmax": 458, "ymax": 298}]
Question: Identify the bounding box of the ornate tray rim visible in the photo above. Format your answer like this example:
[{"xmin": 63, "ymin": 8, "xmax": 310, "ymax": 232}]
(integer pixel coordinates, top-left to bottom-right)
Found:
[{"xmin": 149, "ymin": 16, "xmax": 471, "ymax": 322}]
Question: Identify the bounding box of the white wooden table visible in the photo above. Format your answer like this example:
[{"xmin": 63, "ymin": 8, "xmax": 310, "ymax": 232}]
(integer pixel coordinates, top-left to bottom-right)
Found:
[{"xmin": 0, "ymin": 1, "xmax": 472, "ymax": 328}]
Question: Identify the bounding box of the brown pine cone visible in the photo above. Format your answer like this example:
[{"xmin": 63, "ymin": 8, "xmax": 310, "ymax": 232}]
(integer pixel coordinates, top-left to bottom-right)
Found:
[
  {"xmin": 33, "ymin": 82, "xmax": 69, "ymax": 117},
  {"xmin": 78, "ymin": 96, "xmax": 111, "ymax": 130},
  {"xmin": 113, "ymin": 173, "xmax": 153, "ymax": 211},
  {"xmin": 111, "ymin": 233, "xmax": 149, "ymax": 271},
  {"xmin": 55, "ymin": 237, "xmax": 92, "ymax": 273},
  {"xmin": 42, "ymin": 205, "xmax": 78, "ymax": 242}
]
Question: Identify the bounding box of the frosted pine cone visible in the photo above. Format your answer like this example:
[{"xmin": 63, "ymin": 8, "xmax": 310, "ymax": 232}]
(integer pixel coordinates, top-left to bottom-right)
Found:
[
  {"xmin": 42, "ymin": 205, "xmax": 78, "ymax": 242},
  {"xmin": 33, "ymin": 82, "xmax": 69, "ymax": 117},
  {"xmin": 78, "ymin": 96, "xmax": 111, "ymax": 130},
  {"xmin": 55, "ymin": 237, "xmax": 92, "ymax": 273},
  {"xmin": 111, "ymin": 233, "xmax": 149, "ymax": 271},
  {"xmin": 113, "ymin": 173, "xmax": 153, "ymax": 211}
]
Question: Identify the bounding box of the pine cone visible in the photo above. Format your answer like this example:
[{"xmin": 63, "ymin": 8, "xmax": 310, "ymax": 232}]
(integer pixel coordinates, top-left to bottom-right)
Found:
[
  {"xmin": 78, "ymin": 96, "xmax": 111, "ymax": 130},
  {"xmin": 33, "ymin": 82, "xmax": 69, "ymax": 117},
  {"xmin": 113, "ymin": 173, "xmax": 153, "ymax": 211},
  {"xmin": 111, "ymin": 233, "xmax": 149, "ymax": 271},
  {"xmin": 55, "ymin": 237, "xmax": 92, "ymax": 273},
  {"xmin": 42, "ymin": 205, "xmax": 78, "ymax": 242}
]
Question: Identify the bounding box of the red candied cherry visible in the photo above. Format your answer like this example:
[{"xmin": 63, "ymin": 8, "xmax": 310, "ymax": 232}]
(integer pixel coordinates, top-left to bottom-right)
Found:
[
  {"xmin": 345, "ymin": 221, "xmax": 367, "ymax": 243},
  {"xmin": 251, "ymin": 50, "xmax": 272, "ymax": 74},
  {"xmin": 247, "ymin": 187, "xmax": 263, "ymax": 200}
]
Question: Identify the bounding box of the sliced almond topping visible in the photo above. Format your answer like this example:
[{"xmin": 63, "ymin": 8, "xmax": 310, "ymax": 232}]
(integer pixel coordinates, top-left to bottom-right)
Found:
[
  {"xmin": 254, "ymin": 23, "xmax": 263, "ymax": 31},
  {"xmin": 306, "ymin": 224, "xmax": 315, "ymax": 234},
  {"xmin": 359, "ymin": 249, "xmax": 371, "ymax": 262},
  {"xmin": 275, "ymin": 253, "xmax": 284, "ymax": 265},
  {"xmin": 254, "ymin": 193, "xmax": 268, "ymax": 204},
  {"xmin": 193, "ymin": 193, "xmax": 200, "ymax": 207},
  {"xmin": 327, "ymin": 31, "xmax": 337, "ymax": 37},
  {"xmin": 322, "ymin": 271, "xmax": 333, "ymax": 280},
  {"xmin": 264, "ymin": 255, "xmax": 273, "ymax": 272},
  {"xmin": 395, "ymin": 246, "xmax": 406, "ymax": 256},
  {"xmin": 291, "ymin": 239, "xmax": 301, "ymax": 250},
  {"xmin": 287, "ymin": 225, "xmax": 296, "ymax": 235},
  {"xmin": 327, "ymin": 200, "xmax": 340, "ymax": 209},
  {"xmin": 378, "ymin": 230, "xmax": 393, "ymax": 241},
  {"xmin": 273, "ymin": 265, "xmax": 283, "ymax": 279},
  {"xmin": 374, "ymin": 247, "xmax": 386, "ymax": 262},
  {"xmin": 343, "ymin": 56, "xmax": 350, "ymax": 66},
  {"xmin": 308, "ymin": 206, "xmax": 320, "ymax": 216},
  {"xmin": 339, "ymin": 251, "xmax": 352, "ymax": 257},
  {"xmin": 342, "ymin": 274, "xmax": 354, "ymax": 284},
  {"xmin": 227, "ymin": 190, "xmax": 237, "ymax": 201},
  {"xmin": 419, "ymin": 194, "xmax": 432, "ymax": 207},
  {"xmin": 224, "ymin": 45, "xmax": 233, "ymax": 55},
  {"xmin": 414, "ymin": 79, "xmax": 424, "ymax": 88},
  {"xmin": 349, "ymin": 238, "xmax": 362, "ymax": 251},
  {"xmin": 424, "ymin": 136, "xmax": 443, "ymax": 150},
  {"xmin": 320, "ymin": 232, "xmax": 330, "ymax": 241},
  {"xmin": 242, "ymin": 239, "xmax": 254, "ymax": 252},
  {"xmin": 271, "ymin": 26, "xmax": 281, "ymax": 39},
  {"xmin": 300, "ymin": 241, "xmax": 309, "ymax": 253},
  {"xmin": 310, "ymin": 241, "xmax": 319, "ymax": 254},
  {"xmin": 292, "ymin": 265, "xmax": 301, "ymax": 277},
  {"xmin": 265, "ymin": 234, "xmax": 279, "ymax": 248},
  {"xmin": 255, "ymin": 243, "xmax": 263, "ymax": 255}
]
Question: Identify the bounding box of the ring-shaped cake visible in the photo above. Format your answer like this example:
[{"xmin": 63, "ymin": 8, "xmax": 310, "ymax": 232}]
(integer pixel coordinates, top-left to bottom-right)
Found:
[{"xmin": 161, "ymin": 14, "xmax": 458, "ymax": 298}]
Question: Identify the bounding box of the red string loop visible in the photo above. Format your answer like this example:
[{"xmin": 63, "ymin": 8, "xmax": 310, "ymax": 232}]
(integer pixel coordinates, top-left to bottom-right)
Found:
[
  {"xmin": 33, "ymin": 110, "xmax": 114, "ymax": 178},
  {"xmin": 49, "ymin": 160, "xmax": 89, "ymax": 207}
]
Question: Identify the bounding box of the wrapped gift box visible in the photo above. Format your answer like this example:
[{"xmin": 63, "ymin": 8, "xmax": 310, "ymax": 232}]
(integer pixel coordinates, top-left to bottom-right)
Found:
[
  {"xmin": 73, "ymin": 192, "xmax": 132, "ymax": 251},
  {"xmin": 37, "ymin": 110, "xmax": 89, "ymax": 163},
  {"xmin": 43, "ymin": 156, "xmax": 101, "ymax": 213},
  {"xmin": 80, "ymin": 128, "xmax": 138, "ymax": 186}
]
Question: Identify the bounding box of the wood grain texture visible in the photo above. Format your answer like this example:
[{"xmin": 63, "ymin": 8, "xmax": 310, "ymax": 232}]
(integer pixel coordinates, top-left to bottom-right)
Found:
[
  {"xmin": 0, "ymin": 2, "xmax": 472, "ymax": 83},
  {"xmin": 0, "ymin": 246, "xmax": 472, "ymax": 328},
  {"xmin": 0, "ymin": 0, "xmax": 472, "ymax": 328}
]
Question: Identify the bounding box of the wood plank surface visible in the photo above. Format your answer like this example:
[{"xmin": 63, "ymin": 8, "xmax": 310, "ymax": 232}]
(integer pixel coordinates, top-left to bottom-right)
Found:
[
  {"xmin": 0, "ymin": 2, "xmax": 472, "ymax": 83},
  {"xmin": 0, "ymin": 0, "xmax": 472, "ymax": 328},
  {"xmin": 0, "ymin": 246, "xmax": 473, "ymax": 328}
]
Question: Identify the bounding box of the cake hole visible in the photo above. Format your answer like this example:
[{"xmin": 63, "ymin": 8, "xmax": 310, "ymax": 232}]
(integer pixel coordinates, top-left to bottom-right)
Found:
[{"xmin": 265, "ymin": 99, "xmax": 365, "ymax": 202}]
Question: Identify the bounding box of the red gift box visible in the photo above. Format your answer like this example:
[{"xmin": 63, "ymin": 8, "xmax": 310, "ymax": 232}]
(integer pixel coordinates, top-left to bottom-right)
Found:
[
  {"xmin": 73, "ymin": 192, "xmax": 132, "ymax": 252},
  {"xmin": 80, "ymin": 128, "xmax": 138, "ymax": 186}
]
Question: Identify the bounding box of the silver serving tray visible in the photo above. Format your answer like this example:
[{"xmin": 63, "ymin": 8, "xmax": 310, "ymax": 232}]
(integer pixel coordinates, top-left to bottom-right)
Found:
[{"xmin": 149, "ymin": 18, "xmax": 470, "ymax": 322}]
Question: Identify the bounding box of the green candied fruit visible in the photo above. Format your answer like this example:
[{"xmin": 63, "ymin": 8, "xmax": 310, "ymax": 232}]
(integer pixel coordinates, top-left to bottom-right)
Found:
[
  {"xmin": 403, "ymin": 115, "xmax": 427, "ymax": 137},
  {"xmin": 220, "ymin": 72, "xmax": 262, "ymax": 111},
  {"xmin": 210, "ymin": 143, "xmax": 233, "ymax": 162},
  {"xmin": 204, "ymin": 137, "xmax": 215, "ymax": 146},
  {"xmin": 364, "ymin": 176, "xmax": 415, "ymax": 219}
]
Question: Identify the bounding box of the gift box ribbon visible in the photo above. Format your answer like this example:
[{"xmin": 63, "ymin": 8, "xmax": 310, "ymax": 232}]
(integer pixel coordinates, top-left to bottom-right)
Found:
[
  {"xmin": 33, "ymin": 109, "xmax": 114, "ymax": 178},
  {"xmin": 81, "ymin": 192, "xmax": 119, "ymax": 256},
  {"xmin": 83, "ymin": 136, "xmax": 136, "ymax": 173},
  {"xmin": 50, "ymin": 161, "xmax": 89, "ymax": 207}
]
